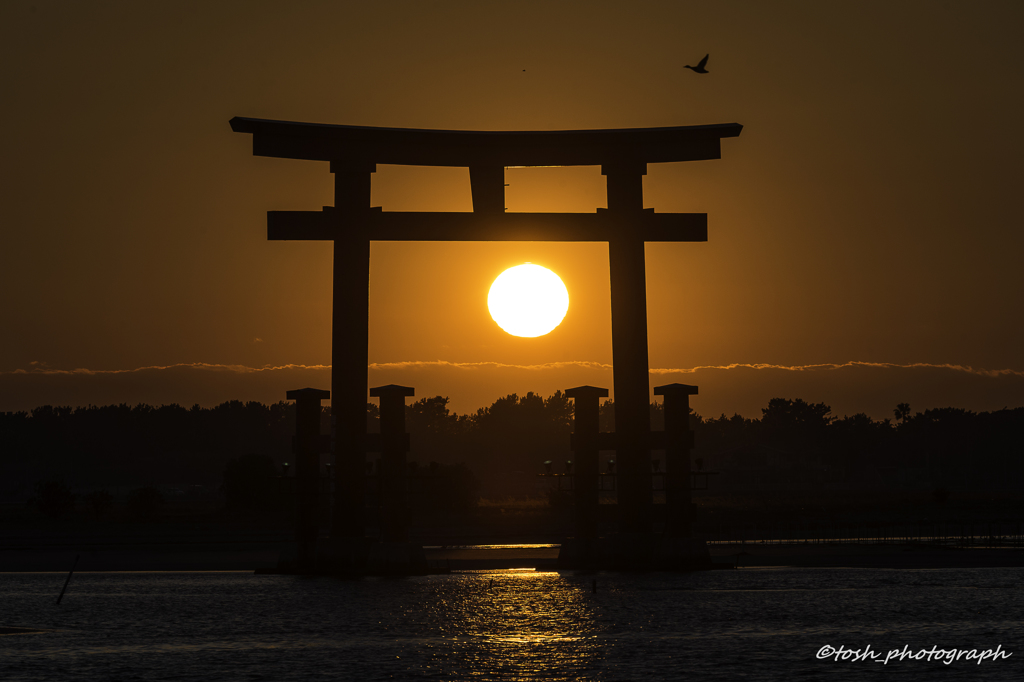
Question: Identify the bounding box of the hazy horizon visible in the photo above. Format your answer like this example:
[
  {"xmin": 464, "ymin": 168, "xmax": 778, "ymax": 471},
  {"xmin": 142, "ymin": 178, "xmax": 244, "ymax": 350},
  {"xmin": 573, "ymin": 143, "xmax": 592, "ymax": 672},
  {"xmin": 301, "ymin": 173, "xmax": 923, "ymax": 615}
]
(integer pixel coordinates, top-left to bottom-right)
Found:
[
  {"xmin": 4, "ymin": 359, "xmax": 1022, "ymax": 422},
  {"xmin": 3, "ymin": 1, "xmax": 1022, "ymax": 421}
]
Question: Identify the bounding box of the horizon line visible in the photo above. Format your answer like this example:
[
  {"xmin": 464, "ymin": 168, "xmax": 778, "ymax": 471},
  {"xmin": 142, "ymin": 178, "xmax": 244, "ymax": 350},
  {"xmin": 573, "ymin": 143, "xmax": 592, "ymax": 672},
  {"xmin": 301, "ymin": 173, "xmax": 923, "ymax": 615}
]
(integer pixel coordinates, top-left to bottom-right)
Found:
[{"xmin": 6, "ymin": 359, "xmax": 1023, "ymax": 379}]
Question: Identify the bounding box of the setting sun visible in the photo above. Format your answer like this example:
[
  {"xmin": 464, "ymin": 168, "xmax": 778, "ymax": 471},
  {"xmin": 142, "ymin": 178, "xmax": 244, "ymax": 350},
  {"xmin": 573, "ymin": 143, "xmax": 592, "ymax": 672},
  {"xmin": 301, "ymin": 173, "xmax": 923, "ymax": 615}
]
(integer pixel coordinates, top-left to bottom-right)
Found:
[{"xmin": 487, "ymin": 263, "xmax": 569, "ymax": 337}]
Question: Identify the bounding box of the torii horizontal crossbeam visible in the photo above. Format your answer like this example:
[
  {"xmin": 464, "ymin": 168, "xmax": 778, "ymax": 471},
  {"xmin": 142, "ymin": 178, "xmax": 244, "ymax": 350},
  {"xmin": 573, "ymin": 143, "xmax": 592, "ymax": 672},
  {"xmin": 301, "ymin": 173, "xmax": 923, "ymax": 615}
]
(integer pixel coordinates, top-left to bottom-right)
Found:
[
  {"xmin": 268, "ymin": 209, "xmax": 707, "ymax": 242},
  {"xmin": 229, "ymin": 117, "xmax": 742, "ymax": 167}
]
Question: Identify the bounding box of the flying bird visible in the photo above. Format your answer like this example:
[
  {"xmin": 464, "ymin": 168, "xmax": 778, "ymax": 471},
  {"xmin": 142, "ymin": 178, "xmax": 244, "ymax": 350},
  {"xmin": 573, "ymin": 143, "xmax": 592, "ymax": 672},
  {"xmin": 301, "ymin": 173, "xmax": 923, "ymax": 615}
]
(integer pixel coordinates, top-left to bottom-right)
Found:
[{"xmin": 684, "ymin": 54, "xmax": 709, "ymax": 74}]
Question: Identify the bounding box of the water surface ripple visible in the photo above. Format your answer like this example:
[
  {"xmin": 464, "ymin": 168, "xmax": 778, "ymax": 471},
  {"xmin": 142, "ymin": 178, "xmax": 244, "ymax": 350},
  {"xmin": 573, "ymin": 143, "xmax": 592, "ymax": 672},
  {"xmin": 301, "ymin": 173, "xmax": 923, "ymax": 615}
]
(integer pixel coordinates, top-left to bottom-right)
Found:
[{"xmin": 1, "ymin": 568, "xmax": 1021, "ymax": 681}]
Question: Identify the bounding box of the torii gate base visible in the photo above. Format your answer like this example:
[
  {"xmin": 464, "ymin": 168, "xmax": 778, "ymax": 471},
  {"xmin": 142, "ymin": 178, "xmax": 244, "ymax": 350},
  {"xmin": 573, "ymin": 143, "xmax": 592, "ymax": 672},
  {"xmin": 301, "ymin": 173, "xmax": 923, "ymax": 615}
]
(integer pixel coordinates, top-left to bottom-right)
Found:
[
  {"xmin": 557, "ymin": 382, "xmax": 713, "ymax": 571},
  {"xmin": 269, "ymin": 385, "xmax": 430, "ymax": 576},
  {"xmin": 317, "ymin": 384, "xmax": 430, "ymax": 576},
  {"xmin": 315, "ymin": 539, "xmax": 429, "ymax": 576},
  {"xmin": 558, "ymin": 535, "xmax": 712, "ymax": 571}
]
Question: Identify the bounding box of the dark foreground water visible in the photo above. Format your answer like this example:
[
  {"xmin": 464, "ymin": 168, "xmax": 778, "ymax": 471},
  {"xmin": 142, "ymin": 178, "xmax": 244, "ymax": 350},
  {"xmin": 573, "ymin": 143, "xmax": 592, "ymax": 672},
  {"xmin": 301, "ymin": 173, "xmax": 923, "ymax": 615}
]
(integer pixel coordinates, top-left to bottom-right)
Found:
[{"xmin": 1, "ymin": 567, "xmax": 1021, "ymax": 681}]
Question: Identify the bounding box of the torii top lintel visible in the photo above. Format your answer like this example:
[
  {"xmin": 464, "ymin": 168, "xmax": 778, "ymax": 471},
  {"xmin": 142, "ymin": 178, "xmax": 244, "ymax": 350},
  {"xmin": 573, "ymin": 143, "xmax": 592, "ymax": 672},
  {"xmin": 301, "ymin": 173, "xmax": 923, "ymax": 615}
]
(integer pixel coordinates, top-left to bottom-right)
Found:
[
  {"xmin": 230, "ymin": 117, "xmax": 741, "ymax": 242},
  {"xmin": 229, "ymin": 117, "xmax": 742, "ymax": 168}
]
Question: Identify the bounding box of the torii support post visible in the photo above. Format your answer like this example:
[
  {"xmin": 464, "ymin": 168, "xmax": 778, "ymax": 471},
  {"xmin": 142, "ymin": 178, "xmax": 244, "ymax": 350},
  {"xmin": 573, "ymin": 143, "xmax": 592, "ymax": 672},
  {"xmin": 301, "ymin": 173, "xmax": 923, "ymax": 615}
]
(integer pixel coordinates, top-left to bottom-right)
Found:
[
  {"xmin": 654, "ymin": 383, "xmax": 698, "ymax": 538},
  {"xmin": 566, "ymin": 385, "xmax": 608, "ymax": 544},
  {"xmin": 370, "ymin": 384, "xmax": 415, "ymax": 543},
  {"xmin": 604, "ymin": 162, "xmax": 653, "ymax": 534},
  {"xmin": 332, "ymin": 162, "xmax": 374, "ymax": 541},
  {"xmin": 286, "ymin": 387, "xmax": 331, "ymax": 572}
]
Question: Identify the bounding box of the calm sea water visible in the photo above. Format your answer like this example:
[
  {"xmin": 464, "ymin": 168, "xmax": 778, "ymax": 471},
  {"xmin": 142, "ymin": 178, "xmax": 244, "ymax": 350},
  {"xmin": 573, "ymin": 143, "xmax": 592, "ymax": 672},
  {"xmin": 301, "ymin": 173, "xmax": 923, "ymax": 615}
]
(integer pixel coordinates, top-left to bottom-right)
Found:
[{"xmin": 1, "ymin": 567, "xmax": 1021, "ymax": 681}]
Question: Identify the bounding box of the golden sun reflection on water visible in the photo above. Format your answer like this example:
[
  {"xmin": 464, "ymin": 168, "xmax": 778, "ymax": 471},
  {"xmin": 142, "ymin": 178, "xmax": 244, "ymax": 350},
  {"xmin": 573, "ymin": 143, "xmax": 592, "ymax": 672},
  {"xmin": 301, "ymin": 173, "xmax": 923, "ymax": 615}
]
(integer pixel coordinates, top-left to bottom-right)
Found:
[
  {"xmin": 432, "ymin": 570, "xmax": 603, "ymax": 679},
  {"xmin": 5, "ymin": 569, "xmax": 1022, "ymax": 680}
]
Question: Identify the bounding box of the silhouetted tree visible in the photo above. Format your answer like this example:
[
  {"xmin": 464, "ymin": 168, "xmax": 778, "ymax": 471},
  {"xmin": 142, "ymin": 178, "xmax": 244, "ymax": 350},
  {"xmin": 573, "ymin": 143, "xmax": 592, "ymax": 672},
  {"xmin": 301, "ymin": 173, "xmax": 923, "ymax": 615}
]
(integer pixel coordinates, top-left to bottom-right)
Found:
[
  {"xmin": 427, "ymin": 462, "xmax": 480, "ymax": 510},
  {"xmin": 221, "ymin": 454, "xmax": 280, "ymax": 511},
  {"xmin": 599, "ymin": 399, "xmax": 615, "ymax": 432},
  {"xmin": 366, "ymin": 402, "xmax": 381, "ymax": 433},
  {"xmin": 830, "ymin": 412, "xmax": 892, "ymax": 468},
  {"xmin": 126, "ymin": 486, "xmax": 164, "ymax": 521},
  {"xmin": 760, "ymin": 398, "xmax": 833, "ymax": 453},
  {"xmin": 83, "ymin": 489, "xmax": 114, "ymax": 517},
  {"xmin": 407, "ymin": 396, "xmax": 465, "ymax": 436},
  {"xmin": 5, "ymin": 395, "xmax": 1023, "ymax": 498},
  {"xmin": 30, "ymin": 479, "xmax": 75, "ymax": 518},
  {"xmin": 693, "ymin": 412, "xmax": 755, "ymax": 454},
  {"xmin": 470, "ymin": 391, "xmax": 574, "ymax": 479}
]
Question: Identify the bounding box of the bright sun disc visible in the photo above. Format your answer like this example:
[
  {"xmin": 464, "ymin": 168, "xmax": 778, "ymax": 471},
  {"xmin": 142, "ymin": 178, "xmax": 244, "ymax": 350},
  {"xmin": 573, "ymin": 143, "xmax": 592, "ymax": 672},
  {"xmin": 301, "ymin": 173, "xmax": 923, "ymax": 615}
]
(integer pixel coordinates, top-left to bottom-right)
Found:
[{"xmin": 488, "ymin": 263, "xmax": 569, "ymax": 337}]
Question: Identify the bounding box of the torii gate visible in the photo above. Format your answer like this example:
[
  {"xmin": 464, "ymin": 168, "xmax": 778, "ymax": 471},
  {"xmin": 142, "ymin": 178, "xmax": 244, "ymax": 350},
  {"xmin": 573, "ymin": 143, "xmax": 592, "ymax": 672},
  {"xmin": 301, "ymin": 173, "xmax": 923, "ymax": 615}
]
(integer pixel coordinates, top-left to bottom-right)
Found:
[{"xmin": 230, "ymin": 117, "xmax": 741, "ymax": 539}]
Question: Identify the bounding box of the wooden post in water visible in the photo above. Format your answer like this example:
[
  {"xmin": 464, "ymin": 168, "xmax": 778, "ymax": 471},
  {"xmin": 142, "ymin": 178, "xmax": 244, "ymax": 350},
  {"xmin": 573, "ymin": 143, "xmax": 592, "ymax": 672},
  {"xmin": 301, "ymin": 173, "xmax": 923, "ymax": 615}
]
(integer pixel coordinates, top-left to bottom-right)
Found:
[
  {"xmin": 56, "ymin": 554, "xmax": 79, "ymax": 605},
  {"xmin": 370, "ymin": 384, "xmax": 415, "ymax": 543},
  {"xmin": 654, "ymin": 383, "xmax": 698, "ymax": 538},
  {"xmin": 567, "ymin": 385, "xmax": 608, "ymax": 557},
  {"xmin": 287, "ymin": 387, "xmax": 331, "ymax": 572}
]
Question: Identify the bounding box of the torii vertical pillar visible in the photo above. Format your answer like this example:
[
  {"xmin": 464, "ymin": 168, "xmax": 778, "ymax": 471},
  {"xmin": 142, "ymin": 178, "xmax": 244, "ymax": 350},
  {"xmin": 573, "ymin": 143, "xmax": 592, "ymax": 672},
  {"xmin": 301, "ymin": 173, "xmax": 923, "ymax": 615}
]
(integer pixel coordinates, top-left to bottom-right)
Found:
[
  {"xmin": 605, "ymin": 163, "xmax": 654, "ymax": 535},
  {"xmin": 331, "ymin": 163, "xmax": 374, "ymax": 540}
]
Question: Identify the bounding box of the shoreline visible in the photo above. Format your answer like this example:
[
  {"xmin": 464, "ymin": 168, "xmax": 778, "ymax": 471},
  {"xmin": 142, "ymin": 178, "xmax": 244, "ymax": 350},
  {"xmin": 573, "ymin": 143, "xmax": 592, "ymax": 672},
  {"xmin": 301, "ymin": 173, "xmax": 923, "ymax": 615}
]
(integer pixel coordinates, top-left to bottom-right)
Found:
[
  {"xmin": 707, "ymin": 542, "xmax": 1024, "ymax": 569},
  {"xmin": 2, "ymin": 541, "xmax": 1021, "ymax": 572}
]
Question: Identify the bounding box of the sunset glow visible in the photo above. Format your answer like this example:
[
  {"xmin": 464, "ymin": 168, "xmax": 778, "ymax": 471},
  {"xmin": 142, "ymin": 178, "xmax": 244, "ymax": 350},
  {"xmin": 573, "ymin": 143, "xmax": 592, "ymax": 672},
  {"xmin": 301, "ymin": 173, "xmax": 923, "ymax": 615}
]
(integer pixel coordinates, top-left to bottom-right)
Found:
[
  {"xmin": 3, "ymin": 5, "xmax": 1024, "ymax": 680},
  {"xmin": 487, "ymin": 264, "xmax": 569, "ymax": 338},
  {"xmin": 2, "ymin": 2, "xmax": 1022, "ymax": 421}
]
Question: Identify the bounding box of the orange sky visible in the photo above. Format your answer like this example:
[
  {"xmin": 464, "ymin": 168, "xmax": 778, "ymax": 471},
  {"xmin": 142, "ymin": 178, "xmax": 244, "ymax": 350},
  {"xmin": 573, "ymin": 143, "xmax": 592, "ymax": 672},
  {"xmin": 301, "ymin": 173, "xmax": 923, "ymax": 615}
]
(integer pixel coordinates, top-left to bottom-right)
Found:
[{"xmin": 2, "ymin": 0, "xmax": 1023, "ymax": 420}]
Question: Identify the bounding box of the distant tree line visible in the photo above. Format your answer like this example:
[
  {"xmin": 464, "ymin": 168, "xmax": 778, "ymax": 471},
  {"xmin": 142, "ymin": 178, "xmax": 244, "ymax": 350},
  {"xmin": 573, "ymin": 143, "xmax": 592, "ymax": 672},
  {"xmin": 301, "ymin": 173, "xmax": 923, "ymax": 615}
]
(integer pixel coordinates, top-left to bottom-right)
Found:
[
  {"xmin": 3, "ymin": 394, "xmax": 1022, "ymax": 500},
  {"xmin": 1, "ymin": 401, "xmax": 299, "ymax": 495},
  {"xmin": 394, "ymin": 395, "xmax": 1023, "ymax": 493},
  {"xmin": 692, "ymin": 399, "xmax": 1023, "ymax": 493}
]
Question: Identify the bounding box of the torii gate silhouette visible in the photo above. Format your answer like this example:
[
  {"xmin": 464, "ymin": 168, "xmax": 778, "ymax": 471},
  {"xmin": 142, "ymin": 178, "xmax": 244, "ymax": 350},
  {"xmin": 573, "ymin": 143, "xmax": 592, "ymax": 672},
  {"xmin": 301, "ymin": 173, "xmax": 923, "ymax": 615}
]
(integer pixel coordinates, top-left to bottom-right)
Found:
[{"xmin": 230, "ymin": 117, "xmax": 741, "ymax": 540}]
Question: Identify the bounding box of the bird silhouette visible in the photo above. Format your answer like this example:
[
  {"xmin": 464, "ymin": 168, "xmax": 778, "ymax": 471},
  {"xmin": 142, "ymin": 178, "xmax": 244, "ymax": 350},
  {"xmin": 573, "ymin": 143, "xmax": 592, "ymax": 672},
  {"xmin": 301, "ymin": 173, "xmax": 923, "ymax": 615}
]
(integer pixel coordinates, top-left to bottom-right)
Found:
[{"xmin": 684, "ymin": 54, "xmax": 709, "ymax": 74}]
